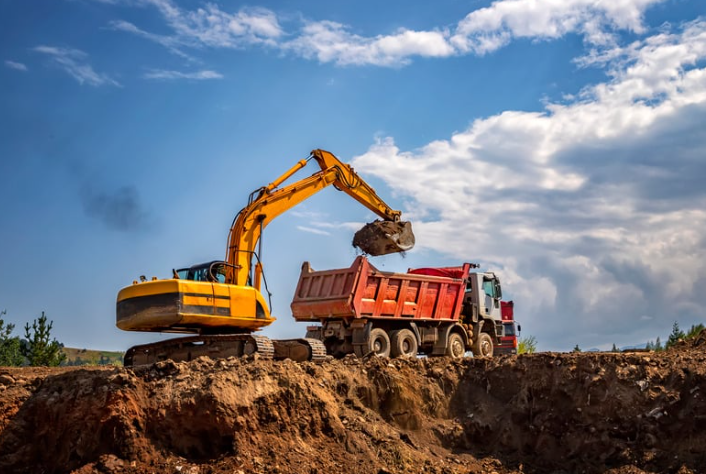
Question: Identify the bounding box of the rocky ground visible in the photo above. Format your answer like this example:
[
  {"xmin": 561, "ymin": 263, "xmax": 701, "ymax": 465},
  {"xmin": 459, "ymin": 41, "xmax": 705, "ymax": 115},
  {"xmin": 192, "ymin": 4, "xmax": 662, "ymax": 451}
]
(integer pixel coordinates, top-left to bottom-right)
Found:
[{"xmin": 1, "ymin": 335, "xmax": 705, "ymax": 474}]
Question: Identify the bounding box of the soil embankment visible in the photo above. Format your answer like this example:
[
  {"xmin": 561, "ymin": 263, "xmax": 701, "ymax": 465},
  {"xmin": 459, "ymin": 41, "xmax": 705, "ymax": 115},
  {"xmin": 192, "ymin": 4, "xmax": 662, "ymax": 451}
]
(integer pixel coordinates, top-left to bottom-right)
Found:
[{"xmin": 0, "ymin": 338, "xmax": 704, "ymax": 474}]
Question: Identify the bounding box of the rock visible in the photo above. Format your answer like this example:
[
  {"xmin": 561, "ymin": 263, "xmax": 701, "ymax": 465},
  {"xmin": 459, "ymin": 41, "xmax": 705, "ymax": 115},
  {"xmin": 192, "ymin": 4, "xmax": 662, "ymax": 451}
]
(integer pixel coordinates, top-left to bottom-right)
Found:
[{"xmin": 0, "ymin": 374, "xmax": 16, "ymax": 386}]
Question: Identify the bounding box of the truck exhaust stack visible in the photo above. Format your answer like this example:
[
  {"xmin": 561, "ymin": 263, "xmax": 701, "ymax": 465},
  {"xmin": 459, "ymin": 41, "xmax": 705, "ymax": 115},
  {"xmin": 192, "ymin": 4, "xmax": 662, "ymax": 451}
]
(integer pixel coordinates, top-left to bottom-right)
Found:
[{"xmin": 353, "ymin": 220, "xmax": 415, "ymax": 256}]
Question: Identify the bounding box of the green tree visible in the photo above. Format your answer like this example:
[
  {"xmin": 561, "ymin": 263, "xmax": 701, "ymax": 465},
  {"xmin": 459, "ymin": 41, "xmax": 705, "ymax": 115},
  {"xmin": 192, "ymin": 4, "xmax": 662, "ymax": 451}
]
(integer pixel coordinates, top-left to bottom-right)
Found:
[
  {"xmin": 666, "ymin": 322, "xmax": 686, "ymax": 349},
  {"xmin": 654, "ymin": 336, "xmax": 663, "ymax": 351},
  {"xmin": 573, "ymin": 344, "xmax": 581, "ymax": 352},
  {"xmin": 0, "ymin": 310, "xmax": 24, "ymax": 366},
  {"xmin": 22, "ymin": 312, "xmax": 66, "ymax": 367},
  {"xmin": 686, "ymin": 323, "xmax": 705, "ymax": 339},
  {"xmin": 611, "ymin": 343, "xmax": 618, "ymax": 352},
  {"xmin": 517, "ymin": 335, "xmax": 537, "ymax": 354}
]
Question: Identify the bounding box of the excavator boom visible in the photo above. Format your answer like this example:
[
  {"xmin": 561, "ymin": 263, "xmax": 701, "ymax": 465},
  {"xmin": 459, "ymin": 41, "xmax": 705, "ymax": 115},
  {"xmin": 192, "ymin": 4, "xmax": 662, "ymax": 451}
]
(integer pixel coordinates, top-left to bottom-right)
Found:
[{"xmin": 226, "ymin": 149, "xmax": 414, "ymax": 289}]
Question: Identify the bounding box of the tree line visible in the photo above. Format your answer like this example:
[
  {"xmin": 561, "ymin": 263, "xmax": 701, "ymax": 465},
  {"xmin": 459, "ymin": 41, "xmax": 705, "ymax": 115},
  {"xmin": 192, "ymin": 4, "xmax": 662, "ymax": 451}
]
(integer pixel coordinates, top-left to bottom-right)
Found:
[
  {"xmin": 0, "ymin": 309, "xmax": 66, "ymax": 366},
  {"xmin": 643, "ymin": 321, "xmax": 705, "ymax": 352},
  {"xmin": 519, "ymin": 320, "xmax": 705, "ymax": 355},
  {"xmin": 571, "ymin": 321, "xmax": 705, "ymax": 353}
]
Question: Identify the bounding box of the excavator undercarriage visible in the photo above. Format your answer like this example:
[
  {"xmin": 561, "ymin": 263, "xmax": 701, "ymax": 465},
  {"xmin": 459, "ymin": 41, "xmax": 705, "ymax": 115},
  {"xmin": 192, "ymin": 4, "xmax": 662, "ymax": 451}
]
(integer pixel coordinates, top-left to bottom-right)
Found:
[{"xmin": 124, "ymin": 334, "xmax": 328, "ymax": 366}]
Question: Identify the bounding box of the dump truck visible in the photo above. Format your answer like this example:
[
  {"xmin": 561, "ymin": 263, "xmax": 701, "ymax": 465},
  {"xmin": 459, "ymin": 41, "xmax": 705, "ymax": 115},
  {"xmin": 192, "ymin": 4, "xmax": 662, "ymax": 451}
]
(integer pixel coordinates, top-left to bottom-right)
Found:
[
  {"xmin": 291, "ymin": 256, "xmax": 504, "ymax": 358},
  {"xmin": 495, "ymin": 300, "xmax": 519, "ymax": 355},
  {"xmin": 116, "ymin": 149, "xmax": 414, "ymax": 366}
]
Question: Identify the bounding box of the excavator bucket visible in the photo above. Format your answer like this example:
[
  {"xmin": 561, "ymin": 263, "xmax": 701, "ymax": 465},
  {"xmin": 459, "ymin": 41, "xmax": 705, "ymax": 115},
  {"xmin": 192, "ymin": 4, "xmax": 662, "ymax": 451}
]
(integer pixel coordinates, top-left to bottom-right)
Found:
[{"xmin": 353, "ymin": 220, "xmax": 415, "ymax": 256}]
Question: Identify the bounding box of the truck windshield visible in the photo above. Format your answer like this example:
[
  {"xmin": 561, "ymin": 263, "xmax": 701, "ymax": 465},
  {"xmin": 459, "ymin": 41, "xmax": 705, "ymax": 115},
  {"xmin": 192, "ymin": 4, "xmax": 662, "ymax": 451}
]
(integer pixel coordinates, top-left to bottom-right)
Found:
[{"xmin": 503, "ymin": 322, "xmax": 515, "ymax": 336}]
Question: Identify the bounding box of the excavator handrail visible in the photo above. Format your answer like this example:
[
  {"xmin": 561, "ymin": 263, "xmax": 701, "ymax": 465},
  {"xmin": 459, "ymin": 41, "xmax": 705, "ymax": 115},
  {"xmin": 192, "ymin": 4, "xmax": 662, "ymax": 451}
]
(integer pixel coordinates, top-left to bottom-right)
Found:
[{"xmin": 225, "ymin": 149, "xmax": 404, "ymax": 290}]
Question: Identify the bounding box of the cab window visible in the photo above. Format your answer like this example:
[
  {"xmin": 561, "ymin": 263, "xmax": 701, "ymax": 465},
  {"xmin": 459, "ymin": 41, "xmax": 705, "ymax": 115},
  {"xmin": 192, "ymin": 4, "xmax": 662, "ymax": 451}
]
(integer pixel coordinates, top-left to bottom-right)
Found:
[
  {"xmin": 482, "ymin": 279, "xmax": 496, "ymax": 298},
  {"xmin": 191, "ymin": 267, "xmax": 210, "ymax": 282},
  {"xmin": 211, "ymin": 264, "xmax": 227, "ymax": 283}
]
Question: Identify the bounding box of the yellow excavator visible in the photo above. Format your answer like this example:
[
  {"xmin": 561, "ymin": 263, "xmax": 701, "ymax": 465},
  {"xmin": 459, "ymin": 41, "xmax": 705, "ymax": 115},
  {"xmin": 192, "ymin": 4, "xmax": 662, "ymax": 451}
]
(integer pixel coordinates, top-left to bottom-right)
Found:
[{"xmin": 117, "ymin": 149, "xmax": 414, "ymax": 366}]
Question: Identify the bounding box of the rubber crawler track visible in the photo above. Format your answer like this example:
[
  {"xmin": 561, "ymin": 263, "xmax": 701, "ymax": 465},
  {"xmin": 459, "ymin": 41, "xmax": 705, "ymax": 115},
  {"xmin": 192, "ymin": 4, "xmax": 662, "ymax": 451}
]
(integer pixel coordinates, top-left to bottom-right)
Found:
[{"xmin": 124, "ymin": 334, "xmax": 325, "ymax": 367}]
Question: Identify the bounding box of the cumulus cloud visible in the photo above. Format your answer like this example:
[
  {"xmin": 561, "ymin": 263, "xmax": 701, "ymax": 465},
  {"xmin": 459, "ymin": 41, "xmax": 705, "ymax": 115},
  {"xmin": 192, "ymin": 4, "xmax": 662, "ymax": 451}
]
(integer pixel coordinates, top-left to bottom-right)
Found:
[
  {"xmin": 33, "ymin": 46, "xmax": 121, "ymax": 87},
  {"xmin": 143, "ymin": 69, "xmax": 223, "ymax": 80},
  {"xmin": 350, "ymin": 20, "xmax": 706, "ymax": 350},
  {"xmin": 5, "ymin": 60, "xmax": 28, "ymax": 71},
  {"xmin": 451, "ymin": 0, "xmax": 665, "ymax": 54}
]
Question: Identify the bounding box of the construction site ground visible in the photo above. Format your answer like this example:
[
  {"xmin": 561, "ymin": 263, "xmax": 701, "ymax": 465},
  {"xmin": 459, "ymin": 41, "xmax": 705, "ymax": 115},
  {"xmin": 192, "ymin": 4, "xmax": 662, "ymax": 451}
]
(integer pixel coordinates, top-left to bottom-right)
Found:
[{"xmin": 1, "ymin": 337, "xmax": 705, "ymax": 474}]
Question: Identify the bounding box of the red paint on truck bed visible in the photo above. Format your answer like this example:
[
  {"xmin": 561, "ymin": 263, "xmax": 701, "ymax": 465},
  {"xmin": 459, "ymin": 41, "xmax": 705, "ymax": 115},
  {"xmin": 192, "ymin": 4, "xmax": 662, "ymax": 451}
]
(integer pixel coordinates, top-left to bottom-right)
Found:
[{"xmin": 291, "ymin": 256, "xmax": 471, "ymax": 322}]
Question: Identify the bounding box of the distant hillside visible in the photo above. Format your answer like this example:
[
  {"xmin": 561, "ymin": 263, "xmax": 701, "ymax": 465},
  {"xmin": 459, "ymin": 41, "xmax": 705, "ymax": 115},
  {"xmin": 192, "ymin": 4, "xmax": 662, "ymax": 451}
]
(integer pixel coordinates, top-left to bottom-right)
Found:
[{"xmin": 62, "ymin": 348, "xmax": 124, "ymax": 367}]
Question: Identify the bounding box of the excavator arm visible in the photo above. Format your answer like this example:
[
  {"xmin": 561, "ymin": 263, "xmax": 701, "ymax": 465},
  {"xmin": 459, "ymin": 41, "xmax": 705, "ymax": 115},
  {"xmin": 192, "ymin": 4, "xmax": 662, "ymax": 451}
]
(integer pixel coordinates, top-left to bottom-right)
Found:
[{"xmin": 226, "ymin": 149, "xmax": 413, "ymax": 289}]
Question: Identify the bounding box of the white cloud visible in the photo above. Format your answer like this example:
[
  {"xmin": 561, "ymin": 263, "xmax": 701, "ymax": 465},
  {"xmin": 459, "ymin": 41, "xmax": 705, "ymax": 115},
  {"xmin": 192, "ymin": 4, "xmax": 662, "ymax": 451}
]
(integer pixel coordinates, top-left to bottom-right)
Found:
[
  {"xmin": 108, "ymin": 20, "xmax": 195, "ymax": 60},
  {"xmin": 296, "ymin": 226, "xmax": 331, "ymax": 236},
  {"xmin": 452, "ymin": 0, "xmax": 665, "ymax": 54},
  {"xmin": 119, "ymin": 0, "xmax": 283, "ymax": 50},
  {"xmin": 283, "ymin": 21, "xmax": 454, "ymax": 66},
  {"xmin": 143, "ymin": 69, "xmax": 223, "ymax": 80},
  {"xmin": 33, "ymin": 45, "xmax": 121, "ymax": 87},
  {"xmin": 350, "ymin": 20, "xmax": 706, "ymax": 349},
  {"xmin": 102, "ymin": 0, "xmax": 670, "ymax": 67},
  {"xmin": 5, "ymin": 60, "xmax": 28, "ymax": 71},
  {"xmin": 283, "ymin": 0, "xmax": 668, "ymax": 65}
]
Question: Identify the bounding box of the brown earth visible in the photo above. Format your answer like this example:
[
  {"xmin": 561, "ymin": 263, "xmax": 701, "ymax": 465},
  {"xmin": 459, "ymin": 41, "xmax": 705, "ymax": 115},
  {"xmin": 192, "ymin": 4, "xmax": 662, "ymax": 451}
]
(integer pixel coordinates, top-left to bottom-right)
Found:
[
  {"xmin": 353, "ymin": 220, "xmax": 415, "ymax": 256},
  {"xmin": 0, "ymin": 336, "xmax": 705, "ymax": 474}
]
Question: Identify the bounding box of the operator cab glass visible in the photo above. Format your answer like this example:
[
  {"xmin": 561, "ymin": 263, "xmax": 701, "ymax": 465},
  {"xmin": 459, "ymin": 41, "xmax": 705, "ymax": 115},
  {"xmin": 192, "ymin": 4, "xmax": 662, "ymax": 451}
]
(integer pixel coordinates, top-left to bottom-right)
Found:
[{"xmin": 174, "ymin": 261, "xmax": 227, "ymax": 282}]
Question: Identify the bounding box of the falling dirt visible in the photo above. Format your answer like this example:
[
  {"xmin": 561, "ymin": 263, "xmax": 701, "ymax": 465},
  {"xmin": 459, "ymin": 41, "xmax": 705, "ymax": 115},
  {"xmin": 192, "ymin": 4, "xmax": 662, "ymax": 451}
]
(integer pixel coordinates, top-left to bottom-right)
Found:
[
  {"xmin": 353, "ymin": 220, "xmax": 415, "ymax": 256},
  {"xmin": 1, "ymin": 337, "xmax": 705, "ymax": 474}
]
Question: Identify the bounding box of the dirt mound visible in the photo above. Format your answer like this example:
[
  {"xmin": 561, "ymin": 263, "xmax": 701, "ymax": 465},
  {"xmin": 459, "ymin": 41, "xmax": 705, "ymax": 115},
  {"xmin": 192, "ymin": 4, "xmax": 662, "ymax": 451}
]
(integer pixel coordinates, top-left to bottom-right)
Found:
[
  {"xmin": 0, "ymin": 344, "xmax": 705, "ymax": 474},
  {"xmin": 353, "ymin": 220, "xmax": 415, "ymax": 256}
]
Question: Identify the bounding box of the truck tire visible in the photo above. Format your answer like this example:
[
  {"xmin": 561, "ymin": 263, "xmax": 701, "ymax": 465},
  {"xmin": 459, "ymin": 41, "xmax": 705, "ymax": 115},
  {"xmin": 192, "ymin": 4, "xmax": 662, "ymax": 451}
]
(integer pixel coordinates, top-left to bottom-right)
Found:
[
  {"xmin": 472, "ymin": 332, "xmax": 494, "ymax": 357},
  {"xmin": 366, "ymin": 328, "xmax": 391, "ymax": 357},
  {"xmin": 390, "ymin": 329, "xmax": 418, "ymax": 358},
  {"xmin": 446, "ymin": 332, "xmax": 466, "ymax": 358}
]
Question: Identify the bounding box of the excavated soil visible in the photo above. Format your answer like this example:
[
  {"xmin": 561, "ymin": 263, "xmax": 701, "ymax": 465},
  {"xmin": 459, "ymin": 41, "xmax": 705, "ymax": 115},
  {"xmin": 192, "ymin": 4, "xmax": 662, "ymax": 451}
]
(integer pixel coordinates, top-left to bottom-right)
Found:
[
  {"xmin": 353, "ymin": 220, "xmax": 415, "ymax": 256},
  {"xmin": 1, "ymin": 337, "xmax": 705, "ymax": 474}
]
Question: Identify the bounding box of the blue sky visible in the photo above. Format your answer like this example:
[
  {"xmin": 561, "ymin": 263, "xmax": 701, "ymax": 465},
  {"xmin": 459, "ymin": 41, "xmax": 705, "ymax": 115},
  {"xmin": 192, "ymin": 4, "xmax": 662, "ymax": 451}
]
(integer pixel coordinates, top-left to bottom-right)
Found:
[{"xmin": 1, "ymin": 0, "xmax": 705, "ymax": 352}]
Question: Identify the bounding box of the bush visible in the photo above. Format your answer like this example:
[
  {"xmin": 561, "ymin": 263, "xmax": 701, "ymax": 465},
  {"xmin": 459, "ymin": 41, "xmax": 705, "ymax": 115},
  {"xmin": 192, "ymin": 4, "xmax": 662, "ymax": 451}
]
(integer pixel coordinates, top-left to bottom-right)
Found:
[{"xmin": 518, "ymin": 335, "xmax": 537, "ymax": 354}]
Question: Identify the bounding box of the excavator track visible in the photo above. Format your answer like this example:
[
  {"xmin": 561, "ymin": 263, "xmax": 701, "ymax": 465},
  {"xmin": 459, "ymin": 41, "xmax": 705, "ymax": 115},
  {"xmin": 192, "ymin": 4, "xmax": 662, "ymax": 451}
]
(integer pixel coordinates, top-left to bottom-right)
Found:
[
  {"xmin": 124, "ymin": 334, "xmax": 327, "ymax": 367},
  {"xmin": 302, "ymin": 338, "xmax": 328, "ymax": 362},
  {"xmin": 271, "ymin": 337, "xmax": 328, "ymax": 363},
  {"xmin": 124, "ymin": 334, "xmax": 274, "ymax": 367}
]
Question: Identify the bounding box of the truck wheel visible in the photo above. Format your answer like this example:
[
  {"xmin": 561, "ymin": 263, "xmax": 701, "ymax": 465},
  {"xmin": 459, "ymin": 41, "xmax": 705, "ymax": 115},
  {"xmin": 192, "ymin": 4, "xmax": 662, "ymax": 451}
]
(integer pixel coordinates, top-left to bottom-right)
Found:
[
  {"xmin": 446, "ymin": 332, "xmax": 466, "ymax": 358},
  {"xmin": 366, "ymin": 328, "xmax": 391, "ymax": 357},
  {"xmin": 390, "ymin": 329, "xmax": 418, "ymax": 358},
  {"xmin": 472, "ymin": 332, "xmax": 494, "ymax": 357}
]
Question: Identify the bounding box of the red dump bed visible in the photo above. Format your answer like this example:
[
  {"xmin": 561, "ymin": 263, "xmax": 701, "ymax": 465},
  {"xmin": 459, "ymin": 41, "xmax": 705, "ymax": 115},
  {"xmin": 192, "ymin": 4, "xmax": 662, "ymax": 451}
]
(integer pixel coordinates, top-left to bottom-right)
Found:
[{"xmin": 291, "ymin": 256, "xmax": 471, "ymax": 322}]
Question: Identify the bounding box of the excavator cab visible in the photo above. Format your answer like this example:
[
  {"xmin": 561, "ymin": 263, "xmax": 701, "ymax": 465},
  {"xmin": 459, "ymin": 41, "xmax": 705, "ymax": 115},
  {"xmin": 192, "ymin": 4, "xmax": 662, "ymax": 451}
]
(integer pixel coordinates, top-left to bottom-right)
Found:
[{"xmin": 175, "ymin": 261, "xmax": 229, "ymax": 283}]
